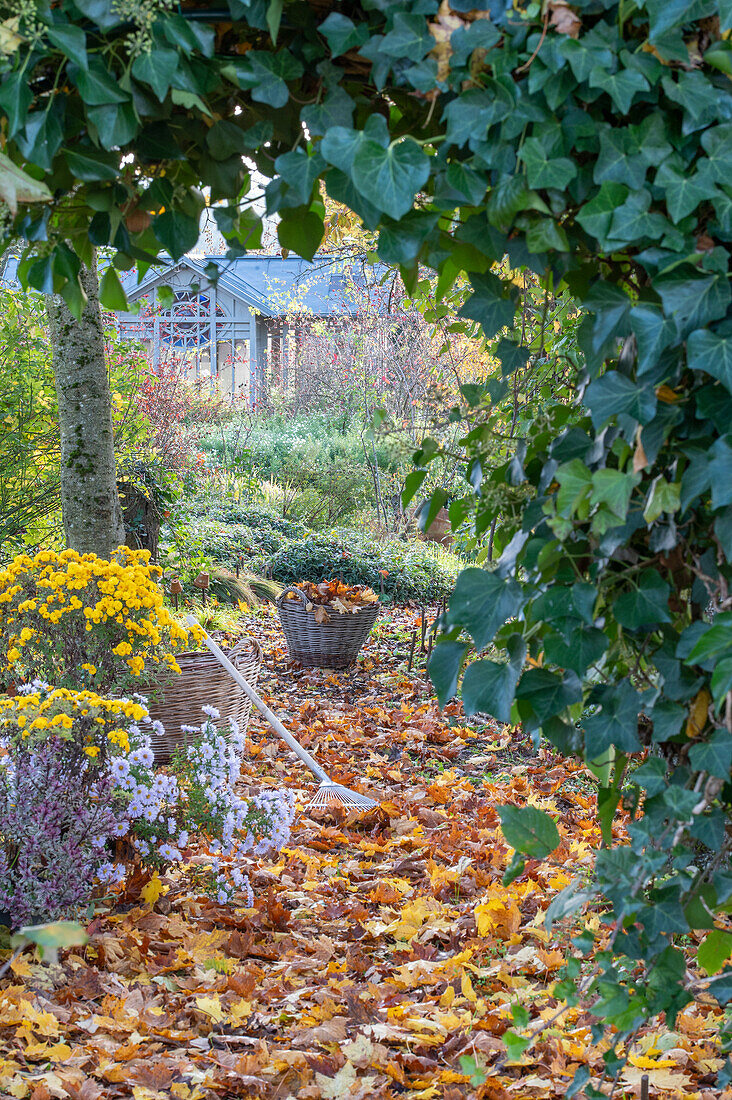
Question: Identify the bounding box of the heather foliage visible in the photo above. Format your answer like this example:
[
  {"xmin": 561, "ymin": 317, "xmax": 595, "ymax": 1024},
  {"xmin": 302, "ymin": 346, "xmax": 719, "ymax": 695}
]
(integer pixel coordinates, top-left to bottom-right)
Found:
[
  {"xmin": 0, "ymin": 686, "xmax": 295, "ymax": 929},
  {"xmin": 0, "ymin": 734, "xmax": 118, "ymax": 928}
]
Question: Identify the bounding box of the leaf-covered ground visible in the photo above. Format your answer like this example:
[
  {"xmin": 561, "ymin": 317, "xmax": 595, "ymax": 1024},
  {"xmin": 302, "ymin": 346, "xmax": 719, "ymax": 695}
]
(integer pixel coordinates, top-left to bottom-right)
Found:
[{"xmin": 0, "ymin": 609, "xmax": 727, "ymax": 1100}]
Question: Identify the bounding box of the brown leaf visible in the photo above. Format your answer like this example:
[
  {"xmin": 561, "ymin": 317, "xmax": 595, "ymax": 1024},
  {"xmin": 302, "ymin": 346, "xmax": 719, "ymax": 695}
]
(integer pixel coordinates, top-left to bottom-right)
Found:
[
  {"xmin": 633, "ymin": 432, "xmax": 648, "ymax": 473},
  {"xmin": 549, "ymin": 0, "xmax": 581, "ymax": 37}
]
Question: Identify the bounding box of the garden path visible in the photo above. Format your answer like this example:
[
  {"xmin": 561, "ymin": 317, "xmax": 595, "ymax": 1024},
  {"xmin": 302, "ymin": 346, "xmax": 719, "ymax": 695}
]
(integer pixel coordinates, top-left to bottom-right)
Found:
[{"xmin": 0, "ymin": 609, "xmax": 725, "ymax": 1099}]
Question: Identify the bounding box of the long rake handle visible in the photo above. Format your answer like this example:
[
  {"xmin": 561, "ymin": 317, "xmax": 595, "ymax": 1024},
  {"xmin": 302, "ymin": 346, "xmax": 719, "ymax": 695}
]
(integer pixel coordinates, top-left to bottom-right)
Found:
[{"xmin": 187, "ymin": 616, "xmax": 330, "ymax": 784}]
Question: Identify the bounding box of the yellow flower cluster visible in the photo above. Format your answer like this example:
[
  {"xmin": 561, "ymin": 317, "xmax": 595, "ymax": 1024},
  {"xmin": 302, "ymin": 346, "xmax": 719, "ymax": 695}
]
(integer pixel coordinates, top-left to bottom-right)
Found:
[
  {"xmin": 0, "ymin": 688, "xmax": 147, "ymax": 756},
  {"xmin": 0, "ymin": 547, "xmax": 202, "ymax": 686}
]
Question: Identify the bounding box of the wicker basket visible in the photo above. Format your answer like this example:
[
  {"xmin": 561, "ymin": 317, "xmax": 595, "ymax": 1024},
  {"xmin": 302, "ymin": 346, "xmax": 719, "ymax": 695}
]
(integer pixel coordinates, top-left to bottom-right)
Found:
[
  {"xmin": 277, "ymin": 587, "xmax": 379, "ymax": 668},
  {"xmin": 143, "ymin": 637, "xmax": 262, "ymax": 762}
]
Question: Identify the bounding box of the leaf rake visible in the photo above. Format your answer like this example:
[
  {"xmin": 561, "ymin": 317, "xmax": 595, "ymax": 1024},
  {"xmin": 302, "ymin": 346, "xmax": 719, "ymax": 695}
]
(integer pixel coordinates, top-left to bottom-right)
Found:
[{"xmin": 189, "ymin": 618, "xmax": 379, "ymax": 812}]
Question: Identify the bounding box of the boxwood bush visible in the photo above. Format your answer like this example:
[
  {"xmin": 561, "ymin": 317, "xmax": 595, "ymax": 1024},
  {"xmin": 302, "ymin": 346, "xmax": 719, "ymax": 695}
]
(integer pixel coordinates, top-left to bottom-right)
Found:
[{"xmin": 265, "ymin": 530, "xmax": 460, "ymax": 603}]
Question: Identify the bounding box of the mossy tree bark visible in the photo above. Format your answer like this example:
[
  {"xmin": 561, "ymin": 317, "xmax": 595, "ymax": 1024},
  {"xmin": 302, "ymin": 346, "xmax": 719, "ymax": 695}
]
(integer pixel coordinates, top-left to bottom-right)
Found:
[{"xmin": 47, "ymin": 254, "xmax": 125, "ymax": 557}]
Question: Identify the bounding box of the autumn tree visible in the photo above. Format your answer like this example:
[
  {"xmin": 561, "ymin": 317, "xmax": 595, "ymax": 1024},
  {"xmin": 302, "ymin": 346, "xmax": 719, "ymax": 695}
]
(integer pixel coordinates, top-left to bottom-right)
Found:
[{"xmin": 4, "ymin": 0, "xmax": 732, "ymax": 1087}]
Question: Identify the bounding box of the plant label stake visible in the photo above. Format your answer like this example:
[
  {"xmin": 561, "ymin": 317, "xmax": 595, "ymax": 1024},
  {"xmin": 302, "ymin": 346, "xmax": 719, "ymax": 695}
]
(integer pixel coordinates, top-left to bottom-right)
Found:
[
  {"xmin": 194, "ymin": 571, "xmax": 210, "ymax": 607},
  {"xmin": 170, "ymin": 577, "xmax": 182, "ymax": 611},
  {"xmin": 188, "ymin": 617, "xmax": 379, "ymax": 813},
  {"xmin": 408, "ymin": 628, "xmax": 416, "ymax": 671}
]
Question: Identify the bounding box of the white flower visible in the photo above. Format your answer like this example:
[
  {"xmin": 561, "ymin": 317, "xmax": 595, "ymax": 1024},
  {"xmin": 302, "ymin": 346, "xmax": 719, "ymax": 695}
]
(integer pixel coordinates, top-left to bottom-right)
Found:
[
  {"xmin": 111, "ymin": 758, "xmax": 130, "ymax": 780},
  {"xmin": 202, "ymin": 705, "xmax": 221, "ymax": 719}
]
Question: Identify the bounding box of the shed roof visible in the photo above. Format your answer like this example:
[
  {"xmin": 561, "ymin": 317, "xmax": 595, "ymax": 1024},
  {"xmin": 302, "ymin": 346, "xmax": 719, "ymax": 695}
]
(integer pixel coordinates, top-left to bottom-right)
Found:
[{"xmin": 121, "ymin": 252, "xmax": 385, "ymax": 319}]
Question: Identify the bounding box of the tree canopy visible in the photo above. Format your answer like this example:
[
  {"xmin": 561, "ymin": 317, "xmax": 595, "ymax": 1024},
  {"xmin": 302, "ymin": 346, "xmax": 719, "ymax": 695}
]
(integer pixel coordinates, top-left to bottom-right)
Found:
[{"xmin": 5, "ymin": 0, "xmax": 732, "ymax": 1089}]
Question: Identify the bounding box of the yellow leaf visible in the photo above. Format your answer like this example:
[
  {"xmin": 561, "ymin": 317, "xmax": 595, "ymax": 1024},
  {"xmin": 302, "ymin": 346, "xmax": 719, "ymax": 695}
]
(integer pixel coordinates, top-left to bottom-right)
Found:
[
  {"xmin": 227, "ymin": 999, "xmax": 252, "ymax": 1023},
  {"xmin": 440, "ymin": 984, "xmax": 455, "ymax": 1007},
  {"xmin": 140, "ymin": 873, "xmax": 164, "ymax": 906},
  {"xmin": 655, "ymin": 384, "xmax": 683, "ymax": 404},
  {"xmin": 195, "ymin": 995, "xmax": 226, "ymax": 1024},
  {"xmin": 9, "ymin": 956, "xmax": 33, "ymax": 978},
  {"xmin": 460, "ymin": 971, "xmax": 477, "ymax": 1004},
  {"xmin": 686, "ymin": 688, "xmax": 710, "ymax": 739},
  {"xmin": 45, "ymin": 1042, "xmax": 72, "ymax": 1061}
]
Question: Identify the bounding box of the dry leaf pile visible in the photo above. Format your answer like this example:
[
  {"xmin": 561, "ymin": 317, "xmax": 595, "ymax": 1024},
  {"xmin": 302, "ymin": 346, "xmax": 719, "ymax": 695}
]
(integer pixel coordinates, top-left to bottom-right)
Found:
[
  {"xmin": 284, "ymin": 581, "xmax": 379, "ymax": 622},
  {"xmin": 0, "ymin": 608, "xmax": 728, "ymax": 1100}
]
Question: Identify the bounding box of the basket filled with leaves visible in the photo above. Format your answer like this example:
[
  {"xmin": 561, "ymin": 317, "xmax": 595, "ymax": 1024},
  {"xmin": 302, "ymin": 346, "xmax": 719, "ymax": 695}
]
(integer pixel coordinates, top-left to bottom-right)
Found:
[{"xmin": 277, "ymin": 581, "xmax": 379, "ymax": 668}]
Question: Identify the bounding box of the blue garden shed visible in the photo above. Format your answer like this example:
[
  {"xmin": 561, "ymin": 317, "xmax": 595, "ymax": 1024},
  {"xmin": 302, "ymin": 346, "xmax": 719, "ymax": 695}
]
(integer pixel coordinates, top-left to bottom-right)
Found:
[{"xmin": 116, "ymin": 253, "xmax": 381, "ymax": 404}]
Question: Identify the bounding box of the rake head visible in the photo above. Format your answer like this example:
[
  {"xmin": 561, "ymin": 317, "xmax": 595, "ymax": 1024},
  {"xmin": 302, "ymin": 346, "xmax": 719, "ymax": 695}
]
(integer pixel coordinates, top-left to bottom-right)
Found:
[{"xmin": 306, "ymin": 780, "xmax": 379, "ymax": 812}]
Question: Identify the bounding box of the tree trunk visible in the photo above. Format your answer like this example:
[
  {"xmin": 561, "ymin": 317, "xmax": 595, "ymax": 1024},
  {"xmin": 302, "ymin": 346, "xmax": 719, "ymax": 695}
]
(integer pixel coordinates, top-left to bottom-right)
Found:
[{"xmin": 47, "ymin": 255, "xmax": 125, "ymax": 557}]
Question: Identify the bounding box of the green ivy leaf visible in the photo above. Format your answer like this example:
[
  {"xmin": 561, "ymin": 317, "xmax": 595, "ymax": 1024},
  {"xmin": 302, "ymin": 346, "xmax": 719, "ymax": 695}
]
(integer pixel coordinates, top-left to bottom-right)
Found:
[
  {"xmin": 656, "ymin": 160, "xmax": 718, "ymax": 222},
  {"xmin": 153, "ymin": 209, "xmax": 201, "ymax": 260},
  {"xmin": 494, "ymin": 339, "xmax": 530, "ymax": 377},
  {"xmin": 515, "ymin": 668, "xmax": 583, "ymax": 727},
  {"xmin": 46, "ymin": 23, "xmax": 89, "ymax": 70},
  {"xmin": 590, "ymin": 469, "xmax": 639, "ymax": 520},
  {"xmin": 428, "ymin": 641, "xmax": 469, "ymax": 707},
  {"xmin": 655, "ymin": 267, "xmax": 732, "ymax": 335},
  {"xmin": 277, "ymin": 210, "xmax": 324, "ymax": 261},
  {"xmin": 274, "ymin": 149, "xmax": 326, "ymax": 206},
  {"xmin": 351, "ymin": 139, "xmax": 430, "ymax": 219},
  {"xmin": 544, "ymin": 627, "xmax": 609, "ymax": 677},
  {"xmin": 67, "ymin": 58, "xmax": 130, "ymax": 105},
  {"xmin": 687, "ymin": 329, "xmax": 732, "ymax": 393},
  {"xmin": 381, "ymin": 13, "xmax": 433, "ymax": 61},
  {"xmin": 99, "ymin": 265, "xmax": 128, "ymax": 311},
  {"xmin": 589, "ymin": 67, "xmax": 649, "ymax": 114},
  {"xmin": 518, "ymin": 137, "xmax": 577, "ymax": 191},
  {"xmin": 689, "ymin": 730, "xmax": 732, "ymax": 779},
  {"xmin": 643, "ymin": 476, "xmax": 681, "ymax": 523},
  {"xmin": 72, "ymin": 0, "xmax": 123, "ymax": 29},
  {"xmin": 499, "ymin": 805, "xmax": 560, "ymax": 858},
  {"xmin": 614, "ymin": 569, "xmax": 672, "ymax": 631},
  {"xmin": 576, "ymin": 181, "xmax": 629, "ymax": 245},
  {"xmin": 458, "ymin": 272, "xmax": 517, "ymax": 339},
  {"xmin": 686, "ymin": 618, "xmax": 732, "ymax": 664},
  {"xmin": 132, "ymin": 49, "xmax": 180, "ymax": 102},
  {"xmin": 585, "ymin": 372, "xmax": 657, "ymax": 428},
  {"xmin": 445, "ymin": 162, "xmax": 486, "ymax": 206},
  {"xmin": 446, "ymin": 567, "xmax": 523, "ymax": 651},
  {"xmin": 63, "ymin": 147, "xmax": 119, "ymax": 182},
  {"xmin": 0, "ymin": 72, "xmax": 32, "ymax": 139},
  {"xmin": 318, "ymin": 12, "xmax": 368, "ymax": 57},
  {"xmin": 709, "ymin": 437, "xmax": 732, "ymax": 510},
  {"xmin": 87, "ymin": 102, "xmax": 138, "ymax": 150},
  {"xmin": 583, "ymin": 681, "xmax": 644, "ymax": 755},
  {"xmin": 228, "ymin": 50, "xmax": 303, "ymax": 108},
  {"xmin": 698, "ymin": 929, "xmax": 732, "ymax": 975},
  {"xmin": 462, "ymin": 656, "xmax": 520, "ymax": 721}
]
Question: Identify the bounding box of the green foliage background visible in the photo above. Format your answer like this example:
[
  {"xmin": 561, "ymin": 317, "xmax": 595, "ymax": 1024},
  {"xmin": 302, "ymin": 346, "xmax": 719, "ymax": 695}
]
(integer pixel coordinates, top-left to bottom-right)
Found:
[{"xmin": 4, "ymin": 0, "xmax": 732, "ymax": 1088}]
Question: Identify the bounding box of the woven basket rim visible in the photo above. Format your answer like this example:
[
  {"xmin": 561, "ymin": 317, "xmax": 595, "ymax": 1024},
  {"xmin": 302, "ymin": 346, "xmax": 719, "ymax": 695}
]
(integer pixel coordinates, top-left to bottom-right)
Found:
[
  {"xmin": 277, "ymin": 586, "xmax": 380, "ymax": 616},
  {"xmin": 171, "ymin": 636, "xmax": 262, "ymax": 661}
]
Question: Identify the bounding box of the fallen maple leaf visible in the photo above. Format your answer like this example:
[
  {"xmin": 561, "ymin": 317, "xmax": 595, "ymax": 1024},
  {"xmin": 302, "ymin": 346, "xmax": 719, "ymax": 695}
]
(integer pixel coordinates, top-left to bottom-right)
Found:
[{"xmin": 140, "ymin": 873, "xmax": 165, "ymax": 906}]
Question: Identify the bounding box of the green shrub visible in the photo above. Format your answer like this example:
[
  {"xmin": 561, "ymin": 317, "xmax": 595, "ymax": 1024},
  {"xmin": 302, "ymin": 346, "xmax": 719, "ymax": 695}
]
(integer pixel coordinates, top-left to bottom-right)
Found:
[
  {"xmin": 186, "ymin": 501, "xmax": 305, "ymax": 537},
  {"xmin": 265, "ymin": 529, "xmax": 460, "ymax": 602}
]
